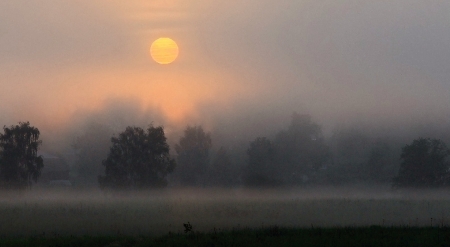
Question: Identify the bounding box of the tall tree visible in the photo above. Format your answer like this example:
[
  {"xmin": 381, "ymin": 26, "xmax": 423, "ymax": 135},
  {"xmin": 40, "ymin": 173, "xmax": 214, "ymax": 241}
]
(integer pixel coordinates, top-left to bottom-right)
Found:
[
  {"xmin": 175, "ymin": 125, "xmax": 212, "ymax": 186},
  {"xmin": 366, "ymin": 141, "xmax": 394, "ymax": 182},
  {"xmin": 210, "ymin": 147, "xmax": 235, "ymax": 187},
  {"xmin": 72, "ymin": 123, "xmax": 113, "ymax": 187},
  {"xmin": 393, "ymin": 138, "xmax": 450, "ymax": 188},
  {"xmin": 0, "ymin": 122, "xmax": 44, "ymax": 189},
  {"xmin": 328, "ymin": 127, "xmax": 371, "ymax": 183},
  {"xmin": 274, "ymin": 113, "xmax": 330, "ymax": 184},
  {"xmin": 98, "ymin": 125, "xmax": 175, "ymax": 189},
  {"xmin": 244, "ymin": 137, "xmax": 278, "ymax": 187}
]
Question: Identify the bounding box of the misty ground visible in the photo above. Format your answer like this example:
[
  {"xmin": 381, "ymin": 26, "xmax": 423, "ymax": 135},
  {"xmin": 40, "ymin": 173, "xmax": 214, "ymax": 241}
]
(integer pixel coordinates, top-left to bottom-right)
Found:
[{"xmin": 1, "ymin": 185, "xmax": 450, "ymax": 237}]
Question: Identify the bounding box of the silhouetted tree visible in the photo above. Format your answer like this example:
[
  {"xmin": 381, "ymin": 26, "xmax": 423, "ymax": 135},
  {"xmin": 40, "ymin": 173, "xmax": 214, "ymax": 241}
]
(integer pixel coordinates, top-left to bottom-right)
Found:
[
  {"xmin": 72, "ymin": 123, "xmax": 113, "ymax": 187},
  {"xmin": 393, "ymin": 138, "xmax": 450, "ymax": 188},
  {"xmin": 332, "ymin": 128, "xmax": 370, "ymax": 164},
  {"xmin": 244, "ymin": 137, "xmax": 278, "ymax": 187},
  {"xmin": 274, "ymin": 113, "xmax": 330, "ymax": 184},
  {"xmin": 209, "ymin": 147, "xmax": 234, "ymax": 187},
  {"xmin": 98, "ymin": 125, "xmax": 175, "ymax": 189},
  {"xmin": 328, "ymin": 127, "xmax": 371, "ymax": 184},
  {"xmin": 0, "ymin": 122, "xmax": 44, "ymax": 189},
  {"xmin": 367, "ymin": 141, "xmax": 395, "ymax": 182},
  {"xmin": 175, "ymin": 125, "xmax": 212, "ymax": 186}
]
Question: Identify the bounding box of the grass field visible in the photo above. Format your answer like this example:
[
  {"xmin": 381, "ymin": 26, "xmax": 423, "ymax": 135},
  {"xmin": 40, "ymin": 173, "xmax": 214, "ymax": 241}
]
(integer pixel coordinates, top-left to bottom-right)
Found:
[
  {"xmin": 1, "ymin": 226, "xmax": 450, "ymax": 246},
  {"xmin": 0, "ymin": 186, "xmax": 450, "ymax": 241}
]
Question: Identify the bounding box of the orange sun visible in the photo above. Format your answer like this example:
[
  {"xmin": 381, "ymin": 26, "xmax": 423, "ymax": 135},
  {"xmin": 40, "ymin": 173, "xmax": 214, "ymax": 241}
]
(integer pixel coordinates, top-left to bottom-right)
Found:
[{"xmin": 150, "ymin": 37, "xmax": 179, "ymax": 65}]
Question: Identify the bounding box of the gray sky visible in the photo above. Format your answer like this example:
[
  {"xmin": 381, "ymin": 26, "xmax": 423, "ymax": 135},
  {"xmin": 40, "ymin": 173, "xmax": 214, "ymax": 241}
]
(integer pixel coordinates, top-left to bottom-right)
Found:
[{"xmin": 0, "ymin": 0, "xmax": 449, "ymax": 149}]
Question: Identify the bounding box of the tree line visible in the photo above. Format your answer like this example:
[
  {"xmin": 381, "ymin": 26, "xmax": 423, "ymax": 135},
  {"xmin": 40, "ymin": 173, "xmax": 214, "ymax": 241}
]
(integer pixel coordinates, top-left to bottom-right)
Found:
[{"xmin": 1, "ymin": 116, "xmax": 449, "ymax": 190}]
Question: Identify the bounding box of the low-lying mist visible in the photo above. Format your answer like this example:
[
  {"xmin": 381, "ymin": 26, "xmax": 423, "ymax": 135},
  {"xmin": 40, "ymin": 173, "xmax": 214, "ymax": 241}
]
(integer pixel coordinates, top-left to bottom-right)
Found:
[
  {"xmin": 1, "ymin": 186, "xmax": 450, "ymax": 236},
  {"xmin": 40, "ymin": 97, "xmax": 450, "ymax": 155},
  {"xmin": 24, "ymin": 97, "xmax": 450, "ymax": 193}
]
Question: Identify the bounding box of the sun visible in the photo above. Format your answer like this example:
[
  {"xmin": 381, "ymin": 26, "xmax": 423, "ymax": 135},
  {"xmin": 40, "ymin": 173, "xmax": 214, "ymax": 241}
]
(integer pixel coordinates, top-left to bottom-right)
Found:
[{"xmin": 150, "ymin": 38, "xmax": 179, "ymax": 65}]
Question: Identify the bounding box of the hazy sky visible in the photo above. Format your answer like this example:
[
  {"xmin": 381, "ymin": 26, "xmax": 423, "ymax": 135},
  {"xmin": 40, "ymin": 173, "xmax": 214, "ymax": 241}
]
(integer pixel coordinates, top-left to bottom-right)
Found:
[{"xmin": 1, "ymin": 0, "xmax": 449, "ymax": 149}]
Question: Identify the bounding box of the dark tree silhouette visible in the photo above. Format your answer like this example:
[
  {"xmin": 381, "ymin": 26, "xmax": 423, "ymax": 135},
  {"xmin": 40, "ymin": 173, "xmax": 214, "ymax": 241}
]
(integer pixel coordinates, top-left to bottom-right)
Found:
[
  {"xmin": 0, "ymin": 122, "xmax": 44, "ymax": 189},
  {"xmin": 175, "ymin": 125, "xmax": 212, "ymax": 186},
  {"xmin": 72, "ymin": 123, "xmax": 113, "ymax": 187},
  {"xmin": 274, "ymin": 113, "xmax": 330, "ymax": 184},
  {"xmin": 367, "ymin": 141, "xmax": 394, "ymax": 182},
  {"xmin": 210, "ymin": 147, "xmax": 234, "ymax": 187},
  {"xmin": 98, "ymin": 125, "xmax": 175, "ymax": 189},
  {"xmin": 327, "ymin": 127, "xmax": 370, "ymax": 184},
  {"xmin": 393, "ymin": 138, "xmax": 450, "ymax": 188},
  {"xmin": 244, "ymin": 137, "xmax": 278, "ymax": 187}
]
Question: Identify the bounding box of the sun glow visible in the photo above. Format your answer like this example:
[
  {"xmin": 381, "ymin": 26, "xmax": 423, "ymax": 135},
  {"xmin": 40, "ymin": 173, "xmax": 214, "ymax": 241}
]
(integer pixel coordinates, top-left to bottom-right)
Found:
[{"xmin": 150, "ymin": 38, "xmax": 179, "ymax": 64}]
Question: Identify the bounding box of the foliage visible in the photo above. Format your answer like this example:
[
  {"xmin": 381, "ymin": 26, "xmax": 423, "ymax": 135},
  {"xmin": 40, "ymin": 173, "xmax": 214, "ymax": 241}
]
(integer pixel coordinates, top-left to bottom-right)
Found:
[
  {"xmin": 327, "ymin": 126, "xmax": 401, "ymax": 184},
  {"xmin": 72, "ymin": 123, "xmax": 113, "ymax": 187},
  {"xmin": 244, "ymin": 137, "xmax": 278, "ymax": 186},
  {"xmin": 393, "ymin": 138, "xmax": 450, "ymax": 188},
  {"xmin": 0, "ymin": 122, "xmax": 43, "ymax": 189},
  {"xmin": 98, "ymin": 125, "xmax": 175, "ymax": 189},
  {"xmin": 274, "ymin": 113, "xmax": 330, "ymax": 185},
  {"xmin": 366, "ymin": 141, "xmax": 395, "ymax": 182},
  {"xmin": 331, "ymin": 128, "xmax": 370, "ymax": 166},
  {"xmin": 175, "ymin": 125, "xmax": 212, "ymax": 186},
  {"xmin": 210, "ymin": 147, "xmax": 235, "ymax": 187},
  {"xmin": 327, "ymin": 127, "xmax": 370, "ymax": 183}
]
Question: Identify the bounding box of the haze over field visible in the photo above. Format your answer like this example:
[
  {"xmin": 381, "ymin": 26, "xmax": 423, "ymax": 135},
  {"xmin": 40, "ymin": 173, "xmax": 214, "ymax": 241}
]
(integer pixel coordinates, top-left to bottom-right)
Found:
[
  {"xmin": 3, "ymin": 2, "xmax": 450, "ymax": 239},
  {"xmin": 1, "ymin": 0, "xmax": 449, "ymax": 152},
  {"xmin": 2, "ymin": 187, "xmax": 450, "ymax": 236}
]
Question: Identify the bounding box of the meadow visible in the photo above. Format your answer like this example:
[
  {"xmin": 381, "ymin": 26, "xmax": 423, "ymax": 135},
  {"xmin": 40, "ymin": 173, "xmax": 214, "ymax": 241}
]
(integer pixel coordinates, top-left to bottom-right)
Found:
[
  {"xmin": 2, "ymin": 226, "xmax": 450, "ymax": 247},
  {"xmin": 0, "ymin": 186, "xmax": 450, "ymax": 238}
]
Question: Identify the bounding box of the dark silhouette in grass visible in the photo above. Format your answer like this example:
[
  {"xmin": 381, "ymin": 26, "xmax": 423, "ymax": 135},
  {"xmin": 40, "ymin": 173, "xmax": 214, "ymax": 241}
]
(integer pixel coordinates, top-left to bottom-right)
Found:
[{"xmin": 183, "ymin": 222, "xmax": 193, "ymax": 234}]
